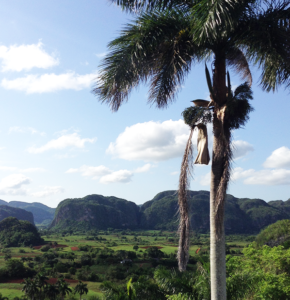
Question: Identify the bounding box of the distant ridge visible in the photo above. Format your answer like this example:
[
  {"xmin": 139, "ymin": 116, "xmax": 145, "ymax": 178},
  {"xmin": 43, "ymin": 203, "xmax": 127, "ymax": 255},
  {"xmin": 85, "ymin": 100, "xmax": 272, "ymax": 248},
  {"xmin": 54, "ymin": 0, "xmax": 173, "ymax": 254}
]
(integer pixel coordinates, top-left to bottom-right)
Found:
[
  {"xmin": 50, "ymin": 191, "xmax": 290, "ymax": 234},
  {"xmin": 0, "ymin": 205, "xmax": 34, "ymax": 224},
  {"xmin": 0, "ymin": 199, "xmax": 55, "ymax": 225}
]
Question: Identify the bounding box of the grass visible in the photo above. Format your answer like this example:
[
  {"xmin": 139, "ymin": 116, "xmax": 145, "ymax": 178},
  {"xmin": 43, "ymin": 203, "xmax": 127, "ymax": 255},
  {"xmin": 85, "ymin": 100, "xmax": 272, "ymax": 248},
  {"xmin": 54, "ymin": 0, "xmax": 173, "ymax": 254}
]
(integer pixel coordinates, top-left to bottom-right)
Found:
[{"xmin": 0, "ymin": 231, "xmax": 252, "ymax": 298}]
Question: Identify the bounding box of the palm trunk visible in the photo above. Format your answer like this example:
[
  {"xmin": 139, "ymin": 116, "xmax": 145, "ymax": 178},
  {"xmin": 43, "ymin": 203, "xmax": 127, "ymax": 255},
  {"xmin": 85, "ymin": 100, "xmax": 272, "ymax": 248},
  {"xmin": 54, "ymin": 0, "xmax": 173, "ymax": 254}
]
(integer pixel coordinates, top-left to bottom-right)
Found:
[{"xmin": 210, "ymin": 53, "xmax": 230, "ymax": 300}]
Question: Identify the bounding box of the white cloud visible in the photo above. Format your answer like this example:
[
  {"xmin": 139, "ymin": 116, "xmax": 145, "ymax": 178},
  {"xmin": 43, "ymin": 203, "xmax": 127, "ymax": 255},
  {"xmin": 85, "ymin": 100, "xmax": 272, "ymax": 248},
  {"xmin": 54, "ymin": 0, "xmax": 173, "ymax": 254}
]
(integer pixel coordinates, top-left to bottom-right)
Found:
[
  {"xmin": 244, "ymin": 169, "xmax": 290, "ymax": 186},
  {"xmin": 31, "ymin": 186, "xmax": 64, "ymax": 198},
  {"xmin": 99, "ymin": 170, "xmax": 133, "ymax": 184},
  {"xmin": 1, "ymin": 72, "xmax": 97, "ymax": 94},
  {"xmin": 66, "ymin": 165, "xmax": 111, "ymax": 179},
  {"xmin": 66, "ymin": 163, "xmax": 152, "ymax": 184},
  {"xmin": 28, "ymin": 133, "xmax": 96, "ymax": 154},
  {"xmin": 231, "ymin": 167, "xmax": 256, "ymax": 181},
  {"xmin": 95, "ymin": 52, "xmax": 107, "ymax": 58},
  {"xmin": 0, "ymin": 42, "xmax": 58, "ymax": 72},
  {"xmin": 232, "ymin": 140, "xmax": 254, "ymax": 160},
  {"xmin": 231, "ymin": 167, "xmax": 290, "ymax": 186},
  {"xmin": 263, "ymin": 146, "xmax": 290, "ymax": 169},
  {"xmin": 9, "ymin": 126, "xmax": 45, "ymax": 136},
  {"xmin": 134, "ymin": 164, "xmax": 154, "ymax": 173},
  {"xmin": 0, "ymin": 174, "xmax": 31, "ymax": 195},
  {"xmin": 107, "ymin": 119, "xmax": 194, "ymax": 162},
  {"xmin": 200, "ymin": 172, "xmax": 211, "ymax": 186}
]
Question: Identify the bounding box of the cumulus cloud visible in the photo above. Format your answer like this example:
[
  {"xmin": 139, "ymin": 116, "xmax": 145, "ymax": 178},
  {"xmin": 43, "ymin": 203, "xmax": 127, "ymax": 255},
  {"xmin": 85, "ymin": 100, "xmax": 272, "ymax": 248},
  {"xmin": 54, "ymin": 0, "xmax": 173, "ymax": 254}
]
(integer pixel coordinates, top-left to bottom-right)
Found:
[
  {"xmin": 99, "ymin": 170, "xmax": 133, "ymax": 184},
  {"xmin": 31, "ymin": 186, "xmax": 64, "ymax": 198},
  {"xmin": 0, "ymin": 174, "xmax": 31, "ymax": 195},
  {"xmin": 231, "ymin": 167, "xmax": 255, "ymax": 181},
  {"xmin": 66, "ymin": 165, "xmax": 111, "ymax": 179},
  {"xmin": 263, "ymin": 146, "xmax": 290, "ymax": 169},
  {"xmin": 134, "ymin": 164, "xmax": 154, "ymax": 173},
  {"xmin": 9, "ymin": 126, "xmax": 45, "ymax": 136},
  {"xmin": 231, "ymin": 167, "xmax": 290, "ymax": 186},
  {"xmin": 244, "ymin": 169, "xmax": 290, "ymax": 185},
  {"xmin": 66, "ymin": 163, "xmax": 152, "ymax": 184},
  {"xmin": 0, "ymin": 42, "xmax": 58, "ymax": 72},
  {"xmin": 28, "ymin": 133, "xmax": 96, "ymax": 154},
  {"xmin": 107, "ymin": 120, "xmax": 194, "ymax": 162},
  {"xmin": 1, "ymin": 72, "xmax": 97, "ymax": 94},
  {"xmin": 232, "ymin": 140, "xmax": 254, "ymax": 160}
]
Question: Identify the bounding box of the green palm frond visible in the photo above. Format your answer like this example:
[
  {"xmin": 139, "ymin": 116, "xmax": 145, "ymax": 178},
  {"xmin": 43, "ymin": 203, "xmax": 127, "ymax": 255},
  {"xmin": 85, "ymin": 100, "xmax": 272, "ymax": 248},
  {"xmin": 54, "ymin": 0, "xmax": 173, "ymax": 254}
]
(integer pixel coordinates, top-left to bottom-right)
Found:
[
  {"xmin": 109, "ymin": 0, "xmax": 193, "ymax": 13},
  {"xmin": 235, "ymin": 0, "xmax": 290, "ymax": 91},
  {"xmin": 191, "ymin": 0, "xmax": 251, "ymax": 45},
  {"xmin": 94, "ymin": 8, "xmax": 209, "ymax": 110},
  {"xmin": 226, "ymin": 47, "xmax": 252, "ymax": 86}
]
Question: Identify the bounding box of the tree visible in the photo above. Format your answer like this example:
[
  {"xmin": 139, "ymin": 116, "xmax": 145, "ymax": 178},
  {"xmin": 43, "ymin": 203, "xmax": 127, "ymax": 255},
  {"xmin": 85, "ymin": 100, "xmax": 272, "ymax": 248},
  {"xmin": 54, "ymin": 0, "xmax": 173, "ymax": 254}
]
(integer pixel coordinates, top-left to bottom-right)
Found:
[
  {"xmin": 94, "ymin": 1, "xmax": 290, "ymax": 299},
  {"xmin": 35, "ymin": 273, "xmax": 48, "ymax": 300},
  {"xmin": 22, "ymin": 278, "xmax": 39, "ymax": 300},
  {"xmin": 74, "ymin": 280, "xmax": 88, "ymax": 300},
  {"xmin": 44, "ymin": 284, "xmax": 59, "ymax": 300},
  {"xmin": 56, "ymin": 278, "xmax": 72, "ymax": 300}
]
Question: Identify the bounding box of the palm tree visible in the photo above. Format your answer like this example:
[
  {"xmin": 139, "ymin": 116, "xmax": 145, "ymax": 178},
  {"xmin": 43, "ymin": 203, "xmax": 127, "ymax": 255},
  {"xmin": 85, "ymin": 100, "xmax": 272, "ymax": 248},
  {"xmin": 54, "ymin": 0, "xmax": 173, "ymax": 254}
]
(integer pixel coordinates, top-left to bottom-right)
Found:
[
  {"xmin": 44, "ymin": 283, "xmax": 59, "ymax": 300},
  {"xmin": 56, "ymin": 278, "xmax": 72, "ymax": 300},
  {"xmin": 94, "ymin": 1, "xmax": 290, "ymax": 299},
  {"xmin": 74, "ymin": 280, "xmax": 88, "ymax": 300},
  {"xmin": 35, "ymin": 273, "xmax": 48, "ymax": 300},
  {"xmin": 22, "ymin": 278, "xmax": 39, "ymax": 300}
]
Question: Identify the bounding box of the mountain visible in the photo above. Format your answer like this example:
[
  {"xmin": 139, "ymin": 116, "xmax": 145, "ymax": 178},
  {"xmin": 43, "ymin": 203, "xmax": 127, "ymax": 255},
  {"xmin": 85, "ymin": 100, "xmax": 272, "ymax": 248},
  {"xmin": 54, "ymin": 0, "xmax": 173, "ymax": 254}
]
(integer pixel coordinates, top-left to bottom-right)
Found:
[
  {"xmin": 141, "ymin": 191, "xmax": 289, "ymax": 233},
  {"xmin": 0, "ymin": 205, "xmax": 34, "ymax": 224},
  {"xmin": 0, "ymin": 217, "xmax": 43, "ymax": 247},
  {"xmin": 50, "ymin": 191, "xmax": 290, "ymax": 234},
  {"xmin": 0, "ymin": 200, "xmax": 55, "ymax": 225},
  {"xmin": 50, "ymin": 194, "xmax": 140, "ymax": 231}
]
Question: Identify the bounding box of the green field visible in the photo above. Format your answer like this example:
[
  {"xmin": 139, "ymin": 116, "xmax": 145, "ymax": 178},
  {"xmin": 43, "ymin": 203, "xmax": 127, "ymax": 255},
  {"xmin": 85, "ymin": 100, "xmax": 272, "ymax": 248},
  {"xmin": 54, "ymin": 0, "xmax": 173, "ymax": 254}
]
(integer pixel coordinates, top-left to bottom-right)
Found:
[{"xmin": 0, "ymin": 231, "xmax": 252, "ymax": 299}]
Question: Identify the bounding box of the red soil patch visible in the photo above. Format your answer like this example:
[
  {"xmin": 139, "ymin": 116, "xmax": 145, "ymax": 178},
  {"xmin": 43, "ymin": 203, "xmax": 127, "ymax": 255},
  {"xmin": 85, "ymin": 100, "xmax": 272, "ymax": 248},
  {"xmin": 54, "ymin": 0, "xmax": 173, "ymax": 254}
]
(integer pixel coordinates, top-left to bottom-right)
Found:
[
  {"xmin": 2, "ymin": 278, "xmax": 78, "ymax": 284},
  {"xmin": 71, "ymin": 247, "xmax": 79, "ymax": 251},
  {"xmin": 33, "ymin": 244, "xmax": 68, "ymax": 250},
  {"xmin": 140, "ymin": 246, "xmax": 163, "ymax": 249}
]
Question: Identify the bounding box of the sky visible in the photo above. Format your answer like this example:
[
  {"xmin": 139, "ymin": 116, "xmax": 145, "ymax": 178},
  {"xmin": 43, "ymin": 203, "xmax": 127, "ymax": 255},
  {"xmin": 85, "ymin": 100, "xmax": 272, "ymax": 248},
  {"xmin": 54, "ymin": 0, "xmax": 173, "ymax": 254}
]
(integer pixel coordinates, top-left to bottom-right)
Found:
[{"xmin": 0, "ymin": 1, "xmax": 289, "ymax": 208}]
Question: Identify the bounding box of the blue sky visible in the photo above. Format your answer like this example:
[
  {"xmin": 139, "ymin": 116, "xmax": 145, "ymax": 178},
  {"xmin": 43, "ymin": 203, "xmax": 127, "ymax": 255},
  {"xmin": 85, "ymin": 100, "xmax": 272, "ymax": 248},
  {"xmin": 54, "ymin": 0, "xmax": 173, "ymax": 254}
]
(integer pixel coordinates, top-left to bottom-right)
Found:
[{"xmin": 0, "ymin": 0, "xmax": 289, "ymax": 208}]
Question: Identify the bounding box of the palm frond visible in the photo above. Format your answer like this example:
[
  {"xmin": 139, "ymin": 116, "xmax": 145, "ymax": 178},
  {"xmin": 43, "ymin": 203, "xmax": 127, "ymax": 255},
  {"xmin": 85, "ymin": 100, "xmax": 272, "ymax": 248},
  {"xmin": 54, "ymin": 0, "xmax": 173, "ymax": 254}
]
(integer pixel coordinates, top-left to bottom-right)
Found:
[
  {"xmin": 226, "ymin": 47, "xmax": 252, "ymax": 86},
  {"xmin": 191, "ymin": 0, "xmax": 252, "ymax": 45},
  {"xmin": 109, "ymin": 0, "xmax": 193, "ymax": 13},
  {"xmin": 235, "ymin": 0, "xmax": 290, "ymax": 91},
  {"xmin": 177, "ymin": 127, "xmax": 194, "ymax": 272},
  {"xmin": 94, "ymin": 9, "xmax": 209, "ymax": 110}
]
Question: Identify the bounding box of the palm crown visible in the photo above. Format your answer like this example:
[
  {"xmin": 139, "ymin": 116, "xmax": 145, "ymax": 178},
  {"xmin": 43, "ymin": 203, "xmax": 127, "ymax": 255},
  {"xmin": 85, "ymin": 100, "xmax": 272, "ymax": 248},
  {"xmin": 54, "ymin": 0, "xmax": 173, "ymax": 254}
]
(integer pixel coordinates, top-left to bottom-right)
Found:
[{"xmin": 95, "ymin": 0, "xmax": 290, "ymax": 110}]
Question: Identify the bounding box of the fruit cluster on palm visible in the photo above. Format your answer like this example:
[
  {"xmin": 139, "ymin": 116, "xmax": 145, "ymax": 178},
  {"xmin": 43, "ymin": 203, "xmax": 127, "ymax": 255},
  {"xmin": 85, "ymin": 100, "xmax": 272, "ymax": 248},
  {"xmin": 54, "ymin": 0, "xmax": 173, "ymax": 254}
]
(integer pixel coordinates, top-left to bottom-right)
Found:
[{"xmin": 95, "ymin": 0, "xmax": 290, "ymax": 298}]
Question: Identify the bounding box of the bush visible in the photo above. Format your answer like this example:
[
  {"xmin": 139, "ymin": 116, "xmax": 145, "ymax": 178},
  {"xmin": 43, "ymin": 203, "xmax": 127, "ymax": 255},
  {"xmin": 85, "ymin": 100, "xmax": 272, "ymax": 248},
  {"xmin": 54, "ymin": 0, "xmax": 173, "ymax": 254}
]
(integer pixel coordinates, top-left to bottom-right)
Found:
[
  {"xmin": 40, "ymin": 245, "xmax": 51, "ymax": 252},
  {"xmin": 19, "ymin": 249, "xmax": 26, "ymax": 253}
]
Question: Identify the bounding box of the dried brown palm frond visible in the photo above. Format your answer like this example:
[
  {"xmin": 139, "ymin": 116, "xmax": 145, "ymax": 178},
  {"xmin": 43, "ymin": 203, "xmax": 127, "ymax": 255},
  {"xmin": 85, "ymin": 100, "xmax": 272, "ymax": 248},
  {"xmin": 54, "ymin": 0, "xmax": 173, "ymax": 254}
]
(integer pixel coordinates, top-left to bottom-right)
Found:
[
  {"xmin": 177, "ymin": 126, "xmax": 194, "ymax": 272},
  {"xmin": 213, "ymin": 124, "xmax": 233, "ymax": 237}
]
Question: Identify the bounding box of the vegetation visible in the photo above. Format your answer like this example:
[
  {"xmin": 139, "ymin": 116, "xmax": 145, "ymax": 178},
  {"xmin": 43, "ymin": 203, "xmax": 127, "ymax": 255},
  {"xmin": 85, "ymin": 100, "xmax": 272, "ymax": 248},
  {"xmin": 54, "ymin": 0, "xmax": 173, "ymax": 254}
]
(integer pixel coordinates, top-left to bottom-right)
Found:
[
  {"xmin": 0, "ymin": 217, "xmax": 44, "ymax": 247},
  {"xmin": 94, "ymin": 0, "xmax": 290, "ymax": 297},
  {"xmin": 0, "ymin": 206, "xmax": 34, "ymax": 224},
  {"xmin": 51, "ymin": 191, "xmax": 290, "ymax": 235},
  {"xmin": 255, "ymin": 219, "xmax": 290, "ymax": 247}
]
